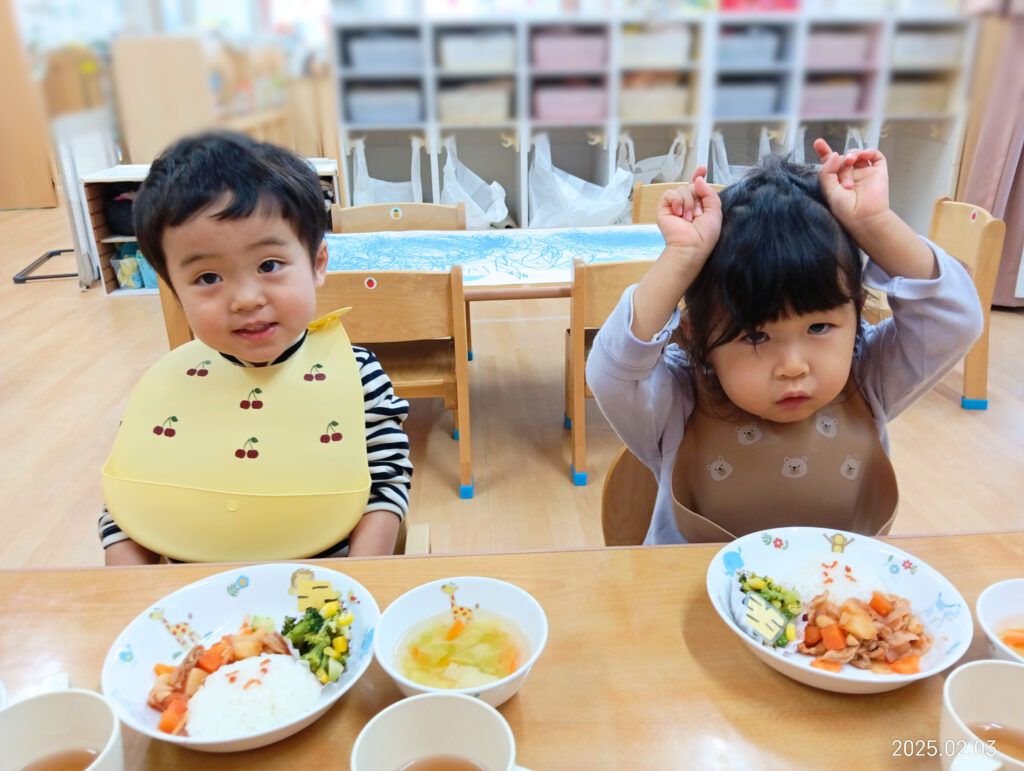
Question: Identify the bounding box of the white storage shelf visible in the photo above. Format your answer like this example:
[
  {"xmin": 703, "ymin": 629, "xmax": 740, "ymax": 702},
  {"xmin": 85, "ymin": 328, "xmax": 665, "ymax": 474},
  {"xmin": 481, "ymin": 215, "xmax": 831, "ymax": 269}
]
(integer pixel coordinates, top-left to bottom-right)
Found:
[{"xmin": 332, "ymin": 11, "xmax": 973, "ymax": 234}]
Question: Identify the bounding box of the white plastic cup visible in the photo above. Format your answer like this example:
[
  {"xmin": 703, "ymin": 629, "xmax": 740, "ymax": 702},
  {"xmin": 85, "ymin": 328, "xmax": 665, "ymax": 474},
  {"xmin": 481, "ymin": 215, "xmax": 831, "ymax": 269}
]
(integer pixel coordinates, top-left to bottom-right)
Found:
[
  {"xmin": 351, "ymin": 692, "xmax": 531, "ymax": 771},
  {"xmin": 940, "ymin": 660, "xmax": 1024, "ymax": 770},
  {"xmin": 0, "ymin": 688, "xmax": 123, "ymax": 771}
]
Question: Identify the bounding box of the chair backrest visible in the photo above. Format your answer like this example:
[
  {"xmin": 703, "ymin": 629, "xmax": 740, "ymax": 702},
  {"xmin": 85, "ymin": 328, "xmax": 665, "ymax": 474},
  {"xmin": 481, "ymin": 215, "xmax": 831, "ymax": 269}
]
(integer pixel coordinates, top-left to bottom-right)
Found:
[
  {"xmin": 158, "ymin": 266, "xmax": 465, "ymax": 350},
  {"xmin": 602, "ymin": 445, "xmax": 659, "ymax": 546},
  {"xmin": 632, "ymin": 180, "xmax": 726, "ymax": 224},
  {"xmin": 928, "ymin": 197, "xmax": 1005, "ymax": 310},
  {"xmin": 331, "ymin": 201, "xmax": 466, "ymax": 233},
  {"xmin": 316, "ymin": 266, "xmax": 464, "ymax": 345},
  {"xmin": 571, "ymin": 258, "xmax": 656, "ymax": 331}
]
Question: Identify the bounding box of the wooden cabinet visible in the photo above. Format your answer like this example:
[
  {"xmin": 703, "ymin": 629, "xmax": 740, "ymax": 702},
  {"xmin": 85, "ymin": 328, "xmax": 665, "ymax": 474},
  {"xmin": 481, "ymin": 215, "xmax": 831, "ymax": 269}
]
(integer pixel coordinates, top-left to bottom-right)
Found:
[{"xmin": 80, "ymin": 160, "xmax": 340, "ymax": 295}]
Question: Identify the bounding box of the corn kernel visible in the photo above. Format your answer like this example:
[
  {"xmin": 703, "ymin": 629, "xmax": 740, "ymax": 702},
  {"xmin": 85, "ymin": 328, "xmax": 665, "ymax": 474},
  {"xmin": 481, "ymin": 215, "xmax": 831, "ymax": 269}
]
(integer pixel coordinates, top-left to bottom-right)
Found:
[
  {"xmin": 332, "ymin": 636, "xmax": 348, "ymax": 653},
  {"xmin": 747, "ymin": 577, "xmax": 765, "ymax": 590},
  {"xmin": 337, "ymin": 611, "xmax": 354, "ymax": 627},
  {"xmin": 785, "ymin": 623, "xmax": 796, "ymax": 642},
  {"xmin": 324, "ymin": 645, "xmax": 340, "ymax": 659},
  {"xmin": 316, "ymin": 668, "xmax": 328, "ymax": 684},
  {"xmin": 320, "ymin": 601, "xmax": 339, "ymax": 618}
]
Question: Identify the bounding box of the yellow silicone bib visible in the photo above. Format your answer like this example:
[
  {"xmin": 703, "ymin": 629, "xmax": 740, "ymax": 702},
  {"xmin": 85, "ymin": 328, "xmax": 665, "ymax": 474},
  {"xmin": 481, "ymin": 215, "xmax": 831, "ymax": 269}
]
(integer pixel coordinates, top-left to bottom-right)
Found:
[{"xmin": 102, "ymin": 311, "xmax": 370, "ymax": 562}]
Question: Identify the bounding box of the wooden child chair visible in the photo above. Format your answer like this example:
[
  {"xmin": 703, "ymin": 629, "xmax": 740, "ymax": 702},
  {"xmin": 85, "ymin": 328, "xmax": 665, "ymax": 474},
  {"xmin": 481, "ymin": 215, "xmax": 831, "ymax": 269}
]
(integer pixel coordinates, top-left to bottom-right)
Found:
[
  {"xmin": 330, "ymin": 201, "xmax": 466, "ymax": 234},
  {"xmin": 564, "ymin": 258, "xmax": 655, "ymax": 485},
  {"xmin": 856, "ymin": 197, "xmax": 1006, "ymax": 409},
  {"xmin": 929, "ymin": 197, "xmax": 1006, "ymax": 410},
  {"xmin": 157, "ymin": 265, "xmax": 474, "ymax": 501},
  {"xmin": 601, "ymin": 445, "xmax": 658, "ymax": 546},
  {"xmin": 631, "ymin": 180, "xmax": 725, "ymax": 224},
  {"xmin": 329, "ymin": 201, "xmax": 478, "ymax": 358}
]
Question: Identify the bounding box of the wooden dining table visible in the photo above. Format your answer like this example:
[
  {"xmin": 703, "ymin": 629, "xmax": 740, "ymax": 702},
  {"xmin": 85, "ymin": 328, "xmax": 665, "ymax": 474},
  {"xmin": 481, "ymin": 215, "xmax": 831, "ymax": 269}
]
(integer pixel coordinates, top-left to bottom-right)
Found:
[{"xmin": 2, "ymin": 532, "xmax": 1022, "ymax": 770}]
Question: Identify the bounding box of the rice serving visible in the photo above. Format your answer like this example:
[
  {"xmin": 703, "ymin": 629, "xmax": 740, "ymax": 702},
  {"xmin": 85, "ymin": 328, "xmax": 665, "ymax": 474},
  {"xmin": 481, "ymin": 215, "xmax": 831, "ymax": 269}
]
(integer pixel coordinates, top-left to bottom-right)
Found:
[{"xmin": 186, "ymin": 653, "xmax": 321, "ymax": 738}]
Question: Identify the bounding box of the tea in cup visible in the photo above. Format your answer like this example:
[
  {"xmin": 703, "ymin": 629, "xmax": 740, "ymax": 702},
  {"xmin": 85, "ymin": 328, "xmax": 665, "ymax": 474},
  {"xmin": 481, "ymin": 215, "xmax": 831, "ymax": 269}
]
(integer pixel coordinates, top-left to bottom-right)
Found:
[
  {"xmin": 350, "ymin": 692, "xmax": 531, "ymax": 771},
  {"xmin": 0, "ymin": 688, "xmax": 123, "ymax": 771},
  {"xmin": 940, "ymin": 660, "xmax": 1024, "ymax": 770}
]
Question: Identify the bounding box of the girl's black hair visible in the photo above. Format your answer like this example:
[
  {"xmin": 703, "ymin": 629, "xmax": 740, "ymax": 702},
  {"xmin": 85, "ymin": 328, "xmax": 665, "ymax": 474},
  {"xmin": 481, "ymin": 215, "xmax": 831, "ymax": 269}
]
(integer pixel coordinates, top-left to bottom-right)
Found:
[
  {"xmin": 133, "ymin": 131, "xmax": 325, "ymax": 289},
  {"xmin": 682, "ymin": 153, "xmax": 865, "ymax": 389}
]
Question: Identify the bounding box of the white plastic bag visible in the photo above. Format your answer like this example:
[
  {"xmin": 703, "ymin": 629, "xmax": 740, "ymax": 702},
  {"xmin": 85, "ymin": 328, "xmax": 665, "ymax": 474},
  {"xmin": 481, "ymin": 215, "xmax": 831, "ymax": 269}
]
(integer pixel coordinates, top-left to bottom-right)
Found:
[
  {"xmin": 351, "ymin": 136, "xmax": 423, "ymax": 206},
  {"xmin": 709, "ymin": 127, "xmax": 772, "ymax": 185},
  {"xmin": 439, "ymin": 136, "xmax": 508, "ymax": 229},
  {"xmin": 616, "ymin": 132, "xmax": 688, "ymax": 186},
  {"xmin": 528, "ymin": 133, "xmax": 634, "ymax": 228}
]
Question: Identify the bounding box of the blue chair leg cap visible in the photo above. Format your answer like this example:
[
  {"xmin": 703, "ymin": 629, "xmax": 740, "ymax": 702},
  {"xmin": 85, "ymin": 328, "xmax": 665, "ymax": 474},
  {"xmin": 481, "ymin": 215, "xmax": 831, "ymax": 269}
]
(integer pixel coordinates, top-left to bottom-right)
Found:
[
  {"xmin": 468, "ymin": 350, "xmax": 473, "ymax": 361},
  {"xmin": 453, "ymin": 429, "xmax": 459, "ymax": 440},
  {"xmin": 571, "ymin": 465, "xmax": 587, "ymax": 486},
  {"xmin": 459, "ymin": 479, "xmax": 474, "ymax": 499},
  {"xmin": 563, "ymin": 413, "xmax": 571, "ymax": 430},
  {"xmin": 961, "ymin": 396, "xmax": 988, "ymax": 410}
]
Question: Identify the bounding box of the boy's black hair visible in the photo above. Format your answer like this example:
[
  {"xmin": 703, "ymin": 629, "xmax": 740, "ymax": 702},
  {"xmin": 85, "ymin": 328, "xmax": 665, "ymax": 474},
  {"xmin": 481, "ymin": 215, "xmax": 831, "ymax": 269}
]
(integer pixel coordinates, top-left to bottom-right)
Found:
[
  {"xmin": 133, "ymin": 131, "xmax": 325, "ymax": 289},
  {"xmin": 682, "ymin": 153, "xmax": 865, "ymax": 383}
]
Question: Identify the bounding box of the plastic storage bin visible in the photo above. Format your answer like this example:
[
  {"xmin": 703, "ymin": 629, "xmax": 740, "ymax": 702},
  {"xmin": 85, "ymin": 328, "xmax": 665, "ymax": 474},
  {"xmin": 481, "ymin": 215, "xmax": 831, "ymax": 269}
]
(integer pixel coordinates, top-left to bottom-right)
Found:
[
  {"xmin": 721, "ymin": 0, "xmax": 798, "ymax": 10},
  {"xmin": 800, "ymin": 80, "xmax": 862, "ymax": 116},
  {"xmin": 885, "ymin": 80, "xmax": 949, "ymax": 113},
  {"xmin": 891, "ymin": 30, "xmax": 962, "ymax": 66},
  {"xmin": 717, "ymin": 27, "xmax": 782, "ymax": 67},
  {"xmin": 347, "ymin": 35, "xmax": 422, "ymax": 71},
  {"xmin": 346, "ymin": 88, "xmax": 423, "ymax": 124},
  {"xmin": 620, "ymin": 85, "xmax": 690, "ymax": 121},
  {"xmin": 439, "ymin": 32, "xmax": 516, "ymax": 72},
  {"xmin": 438, "ymin": 81, "xmax": 513, "ymax": 123},
  {"xmin": 532, "ymin": 31, "xmax": 607, "ymax": 70},
  {"xmin": 806, "ymin": 31, "xmax": 873, "ymax": 68},
  {"xmin": 714, "ymin": 81, "xmax": 780, "ymax": 117},
  {"xmin": 533, "ymin": 84, "xmax": 607, "ymax": 122},
  {"xmin": 620, "ymin": 25, "xmax": 692, "ymax": 68}
]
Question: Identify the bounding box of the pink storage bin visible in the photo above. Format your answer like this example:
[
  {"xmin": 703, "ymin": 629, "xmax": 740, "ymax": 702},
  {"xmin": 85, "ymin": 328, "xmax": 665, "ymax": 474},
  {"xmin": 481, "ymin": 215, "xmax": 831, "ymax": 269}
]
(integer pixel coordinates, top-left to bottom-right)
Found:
[
  {"xmin": 800, "ymin": 81, "xmax": 862, "ymax": 116},
  {"xmin": 532, "ymin": 32, "xmax": 607, "ymax": 70},
  {"xmin": 721, "ymin": 0, "xmax": 798, "ymax": 10},
  {"xmin": 533, "ymin": 85, "xmax": 607, "ymax": 122},
  {"xmin": 805, "ymin": 31, "xmax": 872, "ymax": 68}
]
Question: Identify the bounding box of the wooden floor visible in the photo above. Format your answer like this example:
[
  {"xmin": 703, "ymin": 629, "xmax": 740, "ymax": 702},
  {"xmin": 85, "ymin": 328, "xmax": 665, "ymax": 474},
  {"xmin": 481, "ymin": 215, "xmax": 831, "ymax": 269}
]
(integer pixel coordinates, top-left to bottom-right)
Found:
[{"xmin": 2, "ymin": 202, "xmax": 1023, "ymax": 569}]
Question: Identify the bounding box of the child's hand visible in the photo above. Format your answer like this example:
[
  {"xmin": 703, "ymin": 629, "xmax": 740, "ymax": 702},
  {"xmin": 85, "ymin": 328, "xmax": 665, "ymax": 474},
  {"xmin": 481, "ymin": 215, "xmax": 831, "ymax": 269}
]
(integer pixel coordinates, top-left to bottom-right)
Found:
[
  {"xmin": 814, "ymin": 138, "xmax": 891, "ymax": 235},
  {"xmin": 656, "ymin": 166, "xmax": 723, "ymax": 264}
]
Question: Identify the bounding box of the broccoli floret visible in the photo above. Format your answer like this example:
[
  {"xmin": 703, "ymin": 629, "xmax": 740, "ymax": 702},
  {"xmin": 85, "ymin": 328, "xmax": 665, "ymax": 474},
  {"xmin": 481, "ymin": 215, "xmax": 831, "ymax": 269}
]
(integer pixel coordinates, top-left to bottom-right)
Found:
[
  {"xmin": 281, "ymin": 616, "xmax": 298, "ymax": 636},
  {"xmin": 300, "ymin": 640, "xmax": 329, "ymax": 672},
  {"xmin": 283, "ymin": 607, "xmax": 325, "ymax": 645}
]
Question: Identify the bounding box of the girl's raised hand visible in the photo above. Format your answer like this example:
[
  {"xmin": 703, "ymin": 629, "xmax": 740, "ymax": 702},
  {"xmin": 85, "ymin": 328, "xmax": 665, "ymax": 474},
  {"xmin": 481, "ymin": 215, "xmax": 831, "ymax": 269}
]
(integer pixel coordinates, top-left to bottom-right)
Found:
[
  {"xmin": 814, "ymin": 138, "xmax": 890, "ymax": 234},
  {"xmin": 656, "ymin": 166, "xmax": 723, "ymax": 265}
]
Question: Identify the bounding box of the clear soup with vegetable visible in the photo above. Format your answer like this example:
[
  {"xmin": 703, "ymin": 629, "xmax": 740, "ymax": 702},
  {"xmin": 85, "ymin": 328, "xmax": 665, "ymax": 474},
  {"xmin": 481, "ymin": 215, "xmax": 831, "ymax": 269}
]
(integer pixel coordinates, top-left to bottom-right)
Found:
[{"xmin": 398, "ymin": 610, "xmax": 527, "ymax": 690}]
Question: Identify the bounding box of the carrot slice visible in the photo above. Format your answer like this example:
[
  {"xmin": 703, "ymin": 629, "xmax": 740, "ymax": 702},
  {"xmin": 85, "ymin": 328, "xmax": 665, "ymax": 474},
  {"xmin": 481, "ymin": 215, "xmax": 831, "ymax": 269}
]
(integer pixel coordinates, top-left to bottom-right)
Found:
[
  {"xmin": 153, "ymin": 663, "xmax": 174, "ymax": 676},
  {"xmin": 820, "ymin": 623, "xmax": 847, "ymax": 652},
  {"xmin": 1000, "ymin": 630, "xmax": 1024, "ymax": 647},
  {"xmin": 810, "ymin": 659, "xmax": 844, "ymax": 673},
  {"xmin": 869, "ymin": 591, "xmax": 893, "ymax": 616},
  {"xmin": 197, "ymin": 641, "xmax": 229, "ymax": 673},
  {"xmin": 890, "ymin": 654, "xmax": 921, "ymax": 675},
  {"xmin": 445, "ymin": 620, "xmax": 465, "ymax": 641},
  {"xmin": 157, "ymin": 695, "xmax": 188, "ymax": 734}
]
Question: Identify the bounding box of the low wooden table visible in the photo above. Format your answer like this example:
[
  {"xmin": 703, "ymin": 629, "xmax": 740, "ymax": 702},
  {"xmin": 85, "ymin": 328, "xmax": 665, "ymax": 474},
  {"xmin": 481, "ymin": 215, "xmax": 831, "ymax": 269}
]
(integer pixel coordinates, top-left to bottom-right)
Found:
[{"xmin": 2, "ymin": 533, "xmax": 1021, "ymax": 769}]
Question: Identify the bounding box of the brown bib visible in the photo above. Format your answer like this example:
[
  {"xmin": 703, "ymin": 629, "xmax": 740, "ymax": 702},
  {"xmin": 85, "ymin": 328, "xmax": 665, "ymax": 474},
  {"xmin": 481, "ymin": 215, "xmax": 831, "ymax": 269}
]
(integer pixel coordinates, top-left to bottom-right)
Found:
[{"xmin": 671, "ymin": 381, "xmax": 897, "ymax": 543}]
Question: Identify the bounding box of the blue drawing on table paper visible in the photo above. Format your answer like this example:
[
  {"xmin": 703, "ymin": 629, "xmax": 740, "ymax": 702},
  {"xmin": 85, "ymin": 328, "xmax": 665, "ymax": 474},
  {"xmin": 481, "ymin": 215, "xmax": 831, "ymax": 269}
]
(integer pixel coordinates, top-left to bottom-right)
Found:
[{"xmin": 325, "ymin": 226, "xmax": 664, "ymax": 287}]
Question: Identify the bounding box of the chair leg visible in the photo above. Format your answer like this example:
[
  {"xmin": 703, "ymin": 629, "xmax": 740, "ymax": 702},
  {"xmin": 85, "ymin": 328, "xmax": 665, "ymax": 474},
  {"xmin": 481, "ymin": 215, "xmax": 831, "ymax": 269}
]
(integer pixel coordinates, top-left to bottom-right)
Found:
[
  {"xmin": 456, "ymin": 403, "xmax": 473, "ymax": 499},
  {"xmin": 961, "ymin": 326, "xmax": 990, "ymax": 410},
  {"xmin": 465, "ymin": 300, "xmax": 473, "ymax": 361},
  {"xmin": 563, "ymin": 330, "xmax": 572, "ymax": 430},
  {"xmin": 569, "ymin": 334, "xmax": 587, "ymax": 486}
]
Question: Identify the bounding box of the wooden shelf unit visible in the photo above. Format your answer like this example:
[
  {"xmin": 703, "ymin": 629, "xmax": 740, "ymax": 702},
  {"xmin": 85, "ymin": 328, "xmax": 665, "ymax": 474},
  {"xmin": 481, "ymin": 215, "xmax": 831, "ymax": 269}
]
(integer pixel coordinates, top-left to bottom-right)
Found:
[
  {"xmin": 331, "ymin": 4, "xmax": 975, "ymax": 234},
  {"xmin": 81, "ymin": 160, "xmax": 340, "ymax": 295}
]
